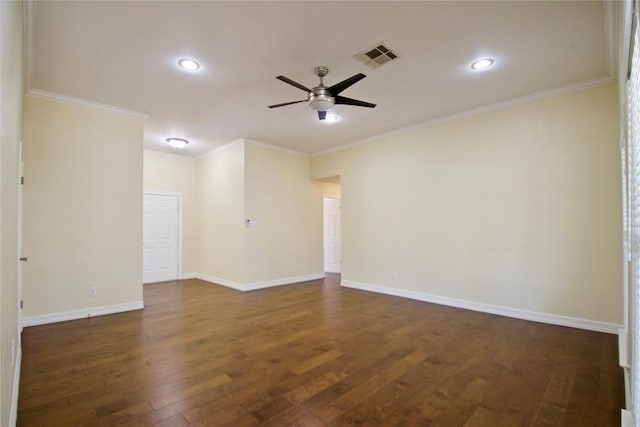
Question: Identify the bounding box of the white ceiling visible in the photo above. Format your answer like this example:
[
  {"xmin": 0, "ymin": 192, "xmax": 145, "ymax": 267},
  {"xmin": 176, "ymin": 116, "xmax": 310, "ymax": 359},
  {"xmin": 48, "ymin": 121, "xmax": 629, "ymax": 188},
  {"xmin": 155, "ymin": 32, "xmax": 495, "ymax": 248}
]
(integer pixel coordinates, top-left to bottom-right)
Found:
[{"xmin": 29, "ymin": 1, "xmax": 613, "ymax": 157}]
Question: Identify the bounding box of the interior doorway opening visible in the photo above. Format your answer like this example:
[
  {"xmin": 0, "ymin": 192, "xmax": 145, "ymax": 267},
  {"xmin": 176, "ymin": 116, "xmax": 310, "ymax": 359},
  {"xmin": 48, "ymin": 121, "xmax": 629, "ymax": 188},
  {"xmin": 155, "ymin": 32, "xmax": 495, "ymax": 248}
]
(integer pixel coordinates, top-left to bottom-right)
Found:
[
  {"xmin": 315, "ymin": 176, "xmax": 341, "ymax": 274},
  {"xmin": 323, "ymin": 196, "xmax": 341, "ymax": 273},
  {"xmin": 143, "ymin": 192, "xmax": 181, "ymax": 284}
]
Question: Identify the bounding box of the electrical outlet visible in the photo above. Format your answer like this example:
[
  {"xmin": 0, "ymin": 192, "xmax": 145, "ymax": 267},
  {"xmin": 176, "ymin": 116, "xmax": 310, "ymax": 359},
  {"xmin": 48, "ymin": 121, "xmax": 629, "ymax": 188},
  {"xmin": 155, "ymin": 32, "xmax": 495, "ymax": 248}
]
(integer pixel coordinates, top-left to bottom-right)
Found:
[
  {"xmin": 89, "ymin": 287, "xmax": 97, "ymax": 297},
  {"xmin": 391, "ymin": 272, "xmax": 397, "ymax": 281}
]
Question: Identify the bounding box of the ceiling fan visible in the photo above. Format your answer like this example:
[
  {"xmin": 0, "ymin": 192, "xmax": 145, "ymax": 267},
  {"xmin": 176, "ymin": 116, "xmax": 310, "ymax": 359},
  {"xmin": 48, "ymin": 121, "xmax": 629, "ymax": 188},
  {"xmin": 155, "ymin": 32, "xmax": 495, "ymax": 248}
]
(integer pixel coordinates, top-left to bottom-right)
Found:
[{"xmin": 268, "ymin": 66, "xmax": 376, "ymax": 120}]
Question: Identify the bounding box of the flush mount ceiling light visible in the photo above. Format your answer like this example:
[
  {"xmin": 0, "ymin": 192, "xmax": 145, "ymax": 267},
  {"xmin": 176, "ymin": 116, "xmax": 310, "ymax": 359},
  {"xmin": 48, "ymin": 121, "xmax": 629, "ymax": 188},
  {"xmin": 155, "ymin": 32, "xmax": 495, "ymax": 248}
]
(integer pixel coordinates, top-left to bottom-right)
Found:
[
  {"xmin": 178, "ymin": 58, "xmax": 200, "ymax": 71},
  {"xmin": 324, "ymin": 114, "xmax": 339, "ymax": 123},
  {"xmin": 166, "ymin": 137, "xmax": 189, "ymax": 149},
  {"xmin": 471, "ymin": 58, "xmax": 495, "ymax": 71}
]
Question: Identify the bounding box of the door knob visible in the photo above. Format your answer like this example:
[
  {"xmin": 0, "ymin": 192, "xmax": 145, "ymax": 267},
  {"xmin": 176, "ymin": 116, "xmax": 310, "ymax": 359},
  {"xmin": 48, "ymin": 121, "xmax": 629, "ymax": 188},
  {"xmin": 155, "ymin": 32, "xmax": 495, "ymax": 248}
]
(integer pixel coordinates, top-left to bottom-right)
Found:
[{"xmin": 19, "ymin": 257, "xmax": 28, "ymax": 262}]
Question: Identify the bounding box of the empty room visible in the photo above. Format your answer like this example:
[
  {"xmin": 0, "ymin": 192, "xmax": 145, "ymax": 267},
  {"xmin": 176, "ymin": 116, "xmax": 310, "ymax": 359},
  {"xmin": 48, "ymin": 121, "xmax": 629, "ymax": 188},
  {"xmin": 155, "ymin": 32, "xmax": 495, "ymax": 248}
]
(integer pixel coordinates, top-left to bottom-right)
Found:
[{"xmin": 1, "ymin": 0, "xmax": 639, "ymax": 426}]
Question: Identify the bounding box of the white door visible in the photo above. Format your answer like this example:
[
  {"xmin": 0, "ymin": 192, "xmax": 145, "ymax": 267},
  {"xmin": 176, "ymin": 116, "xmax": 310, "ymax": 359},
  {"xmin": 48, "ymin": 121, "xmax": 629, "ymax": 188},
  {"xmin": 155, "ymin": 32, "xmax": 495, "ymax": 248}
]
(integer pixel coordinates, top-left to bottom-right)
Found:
[
  {"xmin": 143, "ymin": 194, "xmax": 179, "ymax": 283},
  {"xmin": 323, "ymin": 196, "xmax": 341, "ymax": 273}
]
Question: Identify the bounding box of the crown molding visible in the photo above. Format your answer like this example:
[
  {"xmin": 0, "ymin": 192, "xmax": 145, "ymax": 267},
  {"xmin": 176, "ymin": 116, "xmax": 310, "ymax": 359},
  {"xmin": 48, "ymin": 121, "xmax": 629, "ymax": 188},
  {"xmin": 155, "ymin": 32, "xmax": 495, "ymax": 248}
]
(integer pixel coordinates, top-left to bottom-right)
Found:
[
  {"xmin": 196, "ymin": 138, "xmax": 245, "ymax": 160},
  {"xmin": 143, "ymin": 148, "xmax": 197, "ymax": 161},
  {"xmin": 27, "ymin": 89, "xmax": 150, "ymax": 119},
  {"xmin": 196, "ymin": 137, "xmax": 310, "ymax": 161},
  {"xmin": 312, "ymin": 75, "xmax": 615, "ymax": 157},
  {"xmin": 244, "ymin": 138, "xmax": 309, "ymax": 157},
  {"xmin": 23, "ymin": 2, "xmax": 148, "ymax": 120}
]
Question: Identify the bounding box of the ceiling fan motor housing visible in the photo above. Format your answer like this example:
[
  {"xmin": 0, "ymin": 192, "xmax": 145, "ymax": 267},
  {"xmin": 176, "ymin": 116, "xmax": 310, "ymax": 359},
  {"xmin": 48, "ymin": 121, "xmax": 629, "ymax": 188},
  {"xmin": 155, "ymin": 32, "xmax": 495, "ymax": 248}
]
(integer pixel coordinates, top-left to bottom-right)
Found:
[{"xmin": 309, "ymin": 87, "xmax": 335, "ymax": 111}]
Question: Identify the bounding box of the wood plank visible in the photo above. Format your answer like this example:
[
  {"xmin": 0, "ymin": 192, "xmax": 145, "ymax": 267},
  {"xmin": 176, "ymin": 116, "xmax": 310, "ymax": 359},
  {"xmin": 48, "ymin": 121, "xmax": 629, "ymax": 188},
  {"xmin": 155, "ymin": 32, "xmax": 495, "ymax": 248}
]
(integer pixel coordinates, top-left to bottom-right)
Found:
[{"xmin": 18, "ymin": 275, "xmax": 624, "ymax": 426}]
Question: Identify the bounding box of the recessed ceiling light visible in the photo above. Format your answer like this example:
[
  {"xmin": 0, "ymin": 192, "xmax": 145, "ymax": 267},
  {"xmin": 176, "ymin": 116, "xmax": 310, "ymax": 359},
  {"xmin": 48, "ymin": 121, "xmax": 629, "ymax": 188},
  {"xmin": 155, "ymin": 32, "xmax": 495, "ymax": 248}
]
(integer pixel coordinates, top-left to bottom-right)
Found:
[
  {"xmin": 178, "ymin": 58, "xmax": 200, "ymax": 71},
  {"xmin": 325, "ymin": 114, "xmax": 339, "ymax": 123},
  {"xmin": 471, "ymin": 58, "xmax": 495, "ymax": 71},
  {"xmin": 166, "ymin": 137, "xmax": 189, "ymax": 149}
]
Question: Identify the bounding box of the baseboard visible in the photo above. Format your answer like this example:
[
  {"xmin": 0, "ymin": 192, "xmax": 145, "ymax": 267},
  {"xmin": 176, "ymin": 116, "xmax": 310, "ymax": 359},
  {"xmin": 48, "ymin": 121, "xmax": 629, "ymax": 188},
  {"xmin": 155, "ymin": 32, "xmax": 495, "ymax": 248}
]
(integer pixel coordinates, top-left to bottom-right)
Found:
[
  {"xmin": 622, "ymin": 409, "xmax": 635, "ymax": 427},
  {"xmin": 180, "ymin": 273, "xmax": 197, "ymax": 280},
  {"xmin": 195, "ymin": 273, "xmax": 325, "ymax": 292},
  {"xmin": 195, "ymin": 273, "xmax": 245, "ymax": 291},
  {"xmin": 22, "ymin": 301, "xmax": 144, "ymax": 327},
  {"xmin": 9, "ymin": 345, "xmax": 21, "ymax": 427},
  {"xmin": 243, "ymin": 273, "xmax": 325, "ymax": 291},
  {"xmin": 341, "ymin": 280, "xmax": 622, "ymax": 334}
]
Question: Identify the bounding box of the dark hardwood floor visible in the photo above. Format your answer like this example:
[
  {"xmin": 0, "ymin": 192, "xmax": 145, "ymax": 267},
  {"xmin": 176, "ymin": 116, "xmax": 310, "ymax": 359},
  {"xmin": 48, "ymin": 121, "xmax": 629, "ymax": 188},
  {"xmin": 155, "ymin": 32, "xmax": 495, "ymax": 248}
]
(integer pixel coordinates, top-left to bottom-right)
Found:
[{"xmin": 18, "ymin": 275, "xmax": 623, "ymax": 426}]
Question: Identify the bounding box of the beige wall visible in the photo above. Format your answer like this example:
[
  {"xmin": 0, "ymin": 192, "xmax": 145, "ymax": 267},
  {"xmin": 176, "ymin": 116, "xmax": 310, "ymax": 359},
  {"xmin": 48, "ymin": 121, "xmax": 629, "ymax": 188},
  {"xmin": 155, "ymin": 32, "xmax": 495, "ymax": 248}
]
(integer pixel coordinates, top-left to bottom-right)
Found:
[
  {"xmin": 143, "ymin": 149, "xmax": 197, "ymax": 275},
  {"xmin": 313, "ymin": 180, "xmax": 341, "ymax": 198},
  {"xmin": 312, "ymin": 83, "xmax": 622, "ymax": 325},
  {"xmin": 244, "ymin": 142, "xmax": 323, "ymax": 283},
  {"xmin": 0, "ymin": 1, "xmax": 23, "ymax": 424},
  {"xmin": 194, "ymin": 140, "xmax": 324, "ymax": 287},
  {"xmin": 22, "ymin": 96, "xmax": 144, "ymax": 317},
  {"xmin": 196, "ymin": 141, "xmax": 246, "ymax": 283}
]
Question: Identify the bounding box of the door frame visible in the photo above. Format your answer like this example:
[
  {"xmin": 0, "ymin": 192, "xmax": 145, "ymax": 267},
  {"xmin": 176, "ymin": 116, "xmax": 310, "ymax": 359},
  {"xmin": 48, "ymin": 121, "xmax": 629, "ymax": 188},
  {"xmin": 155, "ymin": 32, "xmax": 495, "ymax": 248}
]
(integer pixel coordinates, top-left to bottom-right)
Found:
[
  {"xmin": 322, "ymin": 195, "xmax": 341, "ymax": 273},
  {"xmin": 18, "ymin": 141, "xmax": 24, "ymax": 333},
  {"xmin": 143, "ymin": 190, "xmax": 183, "ymax": 281}
]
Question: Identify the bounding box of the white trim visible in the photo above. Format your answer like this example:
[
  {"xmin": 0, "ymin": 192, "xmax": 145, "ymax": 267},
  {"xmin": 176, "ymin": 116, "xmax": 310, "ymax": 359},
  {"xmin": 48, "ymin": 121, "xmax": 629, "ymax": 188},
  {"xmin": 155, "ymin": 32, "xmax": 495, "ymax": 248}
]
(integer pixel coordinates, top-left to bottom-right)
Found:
[
  {"xmin": 22, "ymin": 301, "xmax": 144, "ymax": 327},
  {"xmin": 341, "ymin": 280, "xmax": 622, "ymax": 334},
  {"xmin": 143, "ymin": 148, "xmax": 197, "ymax": 161},
  {"xmin": 196, "ymin": 138, "xmax": 245, "ymax": 160},
  {"xmin": 26, "ymin": 89, "xmax": 150, "ymax": 119},
  {"xmin": 9, "ymin": 346, "xmax": 21, "ymax": 427},
  {"xmin": 143, "ymin": 191, "xmax": 183, "ymax": 283},
  {"xmin": 311, "ymin": 75, "xmax": 615, "ymax": 157},
  {"xmin": 143, "ymin": 190, "xmax": 182, "ymax": 198},
  {"xmin": 244, "ymin": 138, "xmax": 309, "ymax": 157},
  {"xmin": 195, "ymin": 272, "xmax": 324, "ymax": 292},
  {"xmin": 627, "ymin": 365, "xmax": 633, "ymax": 413},
  {"xmin": 17, "ymin": 140, "xmax": 23, "ymax": 334},
  {"xmin": 623, "ymin": 409, "xmax": 635, "ymax": 427},
  {"xmin": 195, "ymin": 273, "xmax": 245, "ymax": 291},
  {"xmin": 180, "ymin": 273, "xmax": 197, "ymax": 280},
  {"xmin": 623, "ymin": 328, "xmax": 631, "ymax": 368},
  {"xmin": 197, "ymin": 138, "xmax": 310, "ymax": 161},
  {"xmin": 244, "ymin": 273, "xmax": 324, "ymax": 291},
  {"xmin": 622, "ymin": 328, "xmax": 632, "ymax": 408}
]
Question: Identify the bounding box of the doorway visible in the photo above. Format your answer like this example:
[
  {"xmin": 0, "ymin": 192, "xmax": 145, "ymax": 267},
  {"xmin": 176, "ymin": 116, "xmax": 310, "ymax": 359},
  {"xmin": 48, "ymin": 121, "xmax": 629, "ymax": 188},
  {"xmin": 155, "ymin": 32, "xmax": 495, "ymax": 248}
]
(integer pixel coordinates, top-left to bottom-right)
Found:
[
  {"xmin": 18, "ymin": 141, "xmax": 24, "ymax": 332},
  {"xmin": 323, "ymin": 196, "xmax": 341, "ymax": 273},
  {"xmin": 143, "ymin": 192, "xmax": 180, "ymax": 283}
]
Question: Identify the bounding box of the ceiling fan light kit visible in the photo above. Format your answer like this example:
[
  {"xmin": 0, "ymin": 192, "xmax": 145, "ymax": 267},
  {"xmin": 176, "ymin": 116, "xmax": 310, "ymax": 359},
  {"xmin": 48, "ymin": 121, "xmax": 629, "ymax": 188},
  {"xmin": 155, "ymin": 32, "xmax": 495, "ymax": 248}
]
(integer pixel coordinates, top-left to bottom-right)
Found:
[
  {"xmin": 268, "ymin": 66, "xmax": 376, "ymax": 120},
  {"xmin": 309, "ymin": 89, "xmax": 335, "ymax": 111}
]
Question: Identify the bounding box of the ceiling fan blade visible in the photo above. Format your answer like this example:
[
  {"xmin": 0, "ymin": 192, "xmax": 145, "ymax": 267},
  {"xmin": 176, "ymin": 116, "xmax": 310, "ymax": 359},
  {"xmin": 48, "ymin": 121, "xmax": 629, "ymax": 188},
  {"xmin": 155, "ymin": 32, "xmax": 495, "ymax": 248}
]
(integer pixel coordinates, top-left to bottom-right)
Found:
[
  {"xmin": 268, "ymin": 100, "xmax": 307, "ymax": 109},
  {"xmin": 318, "ymin": 111, "xmax": 327, "ymax": 120},
  {"xmin": 335, "ymin": 96, "xmax": 376, "ymax": 108},
  {"xmin": 328, "ymin": 73, "xmax": 366, "ymax": 96},
  {"xmin": 276, "ymin": 76, "xmax": 311, "ymax": 92}
]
